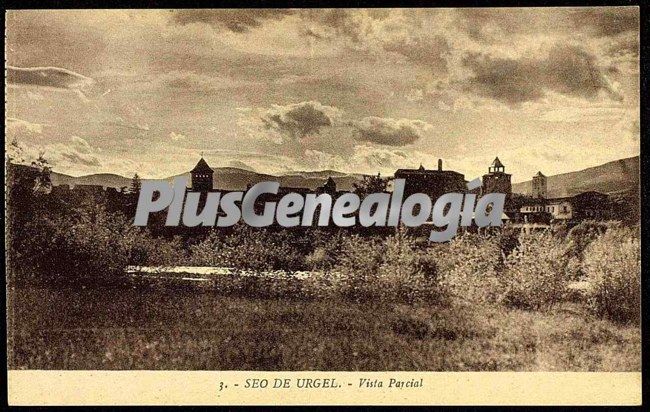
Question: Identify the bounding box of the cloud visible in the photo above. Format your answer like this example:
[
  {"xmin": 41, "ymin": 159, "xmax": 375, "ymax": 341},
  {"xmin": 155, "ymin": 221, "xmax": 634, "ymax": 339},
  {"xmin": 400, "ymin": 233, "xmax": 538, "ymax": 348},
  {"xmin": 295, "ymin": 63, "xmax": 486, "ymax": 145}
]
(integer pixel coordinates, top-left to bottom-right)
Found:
[
  {"xmin": 538, "ymin": 105, "xmax": 628, "ymax": 123},
  {"xmin": 302, "ymin": 144, "xmax": 459, "ymax": 176},
  {"xmin": 569, "ymin": 8, "xmax": 639, "ymax": 37},
  {"xmin": 351, "ymin": 116, "xmax": 432, "ymax": 146},
  {"xmin": 7, "ymin": 66, "xmax": 94, "ymax": 97},
  {"xmin": 351, "ymin": 145, "xmax": 409, "ymax": 170},
  {"xmin": 154, "ymin": 71, "xmax": 261, "ymax": 92},
  {"xmin": 302, "ymin": 9, "xmax": 371, "ymax": 43},
  {"xmin": 462, "ymin": 44, "xmax": 623, "ymax": 106},
  {"xmin": 304, "ymin": 149, "xmax": 346, "ymax": 171},
  {"xmin": 51, "ymin": 136, "xmax": 101, "ymax": 167},
  {"xmin": 70, "ymin": 136, "xmax": 92, "ymax": 153},
  {"xmin": 382, "ymin": 33, "xmax": 450, "ymax": 71},
  {"xmin": 171, "ymin": 9, "xmax": 294, "ymax": 33},
  {"xmin": 302, "ymin": 10, "xmax": 450, "ymax": 71},
  {"xmin": 107, "ymin": 120, "xmax": 150, "ymax": 132},
  {"xmin": 169, "ymin": 131, "xmax": 186, "ymax": 141},
  {"xmin": 14, "ymin": 136, "xmax": 103, "ymax": 170},
  {"xmin": 6, "ymin": 138, "xmax": 38, "ymax": 165},
  {"xmin": 6, "ymin": 117, "xmax": 45, "ymax": 134},
  {"xmin": 259, "ymin": 101, "xmax": 343, "ymax": 142},
  {"xmin": 454, "ymin": 8, "xmax": 639, "ymax": 42}
]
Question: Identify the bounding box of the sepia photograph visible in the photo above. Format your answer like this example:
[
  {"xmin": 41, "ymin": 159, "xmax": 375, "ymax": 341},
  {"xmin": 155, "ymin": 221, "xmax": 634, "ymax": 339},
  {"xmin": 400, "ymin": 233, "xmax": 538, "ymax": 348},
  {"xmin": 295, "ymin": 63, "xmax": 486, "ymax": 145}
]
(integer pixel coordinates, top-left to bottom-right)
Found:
[{"xmin": 4, "ymin": 6, "xmax": 642, "ymax": 404}]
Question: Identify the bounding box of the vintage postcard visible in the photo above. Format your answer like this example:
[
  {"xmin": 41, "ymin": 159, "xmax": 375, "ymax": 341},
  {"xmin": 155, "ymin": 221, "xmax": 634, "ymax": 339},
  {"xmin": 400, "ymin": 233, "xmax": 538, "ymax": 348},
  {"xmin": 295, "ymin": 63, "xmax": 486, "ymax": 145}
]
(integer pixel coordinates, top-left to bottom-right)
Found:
[{"xmin": 5, "ymin": 7, "xmax": 642, "ymax": 406}]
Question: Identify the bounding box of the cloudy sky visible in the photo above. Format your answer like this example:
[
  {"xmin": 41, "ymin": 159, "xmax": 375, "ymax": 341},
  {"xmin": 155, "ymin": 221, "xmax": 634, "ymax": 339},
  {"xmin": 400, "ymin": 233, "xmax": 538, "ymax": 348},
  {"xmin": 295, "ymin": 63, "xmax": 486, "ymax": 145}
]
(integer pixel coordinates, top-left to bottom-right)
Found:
[{"xmin": 5, "ymin": 8, "xmax": 639, "ymax": 182}]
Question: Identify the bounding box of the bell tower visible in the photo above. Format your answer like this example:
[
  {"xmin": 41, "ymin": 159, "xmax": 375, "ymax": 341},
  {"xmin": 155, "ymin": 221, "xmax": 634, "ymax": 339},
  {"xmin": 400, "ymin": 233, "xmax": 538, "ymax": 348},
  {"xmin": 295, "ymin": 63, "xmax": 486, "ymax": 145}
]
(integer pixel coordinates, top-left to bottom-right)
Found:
[
  {"xmin": 482, "ymin": 157, "xmax": 512, "ymax": 195},
  {"xmin": 190, "ymin": 157, "xmax": 214, "ymax": 192},
  {"xmin": 532, "ymin": 171, "xmax": 547, "ymax": 198}
]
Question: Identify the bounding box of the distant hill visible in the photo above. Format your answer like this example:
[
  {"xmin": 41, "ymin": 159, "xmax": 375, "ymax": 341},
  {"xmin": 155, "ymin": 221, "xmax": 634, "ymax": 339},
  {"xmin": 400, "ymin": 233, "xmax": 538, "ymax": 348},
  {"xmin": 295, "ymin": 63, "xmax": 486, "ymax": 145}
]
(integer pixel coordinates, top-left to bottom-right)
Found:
[
  {"xmin": 512, "ymin": 156, "xmax": 639, "ymax": 198},
  {"xmin": 50, "ymin": 167, "xmax": 365, "ymax": 192},
  {"xmin": 50, "ymin": 172, "xmax": 132, "ymax": 189}
]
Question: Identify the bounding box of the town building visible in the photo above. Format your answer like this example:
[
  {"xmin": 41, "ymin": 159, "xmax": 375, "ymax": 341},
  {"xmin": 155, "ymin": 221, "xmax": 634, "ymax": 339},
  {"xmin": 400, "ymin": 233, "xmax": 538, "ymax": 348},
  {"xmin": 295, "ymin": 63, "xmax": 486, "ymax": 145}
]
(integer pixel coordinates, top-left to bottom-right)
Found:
[
  {"xmin": 532, "ymin": 171, "xmax": 547, "ymax": 198},
  {"xmin": 190, "ymin": 157, "xmax": 214, "ymax": 192},
  {"xmin": 482, "ymin": 157, "xmax": 512, "ymax": 196},
  {"xmin": 394, "ymin": 159, "xmax": 466, "ymax": 200},
  {"xmin": 317, "ymin": 177, "xmax": 338, "ymax": 196},
  {"xmin": 519, "ymin": 170, "xmax": 611, "ymax": 222}
]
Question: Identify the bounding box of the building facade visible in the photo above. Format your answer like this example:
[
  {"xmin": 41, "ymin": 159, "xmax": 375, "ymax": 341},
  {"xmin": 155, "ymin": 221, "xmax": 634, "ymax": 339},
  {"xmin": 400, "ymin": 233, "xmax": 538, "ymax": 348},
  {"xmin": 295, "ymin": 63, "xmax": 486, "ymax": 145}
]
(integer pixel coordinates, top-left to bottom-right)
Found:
[{"xmin": 519, "ymin": 191, "xmax": 609, "ymax": 222}]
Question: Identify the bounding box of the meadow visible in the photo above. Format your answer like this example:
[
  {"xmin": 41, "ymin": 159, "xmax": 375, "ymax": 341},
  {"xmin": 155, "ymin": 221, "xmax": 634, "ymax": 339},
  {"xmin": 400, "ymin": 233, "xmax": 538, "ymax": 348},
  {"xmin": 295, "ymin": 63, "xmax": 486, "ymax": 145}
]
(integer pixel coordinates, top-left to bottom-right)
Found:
[{"xmin": 7, "ymin": 286, "xmax": 640, "ymax": 371}]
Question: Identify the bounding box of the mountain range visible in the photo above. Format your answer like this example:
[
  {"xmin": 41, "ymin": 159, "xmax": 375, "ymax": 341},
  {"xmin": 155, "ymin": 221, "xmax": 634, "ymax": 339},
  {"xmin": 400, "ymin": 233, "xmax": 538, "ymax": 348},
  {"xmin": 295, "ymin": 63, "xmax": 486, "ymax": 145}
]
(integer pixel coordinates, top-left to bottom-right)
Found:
[
  {"xmin": 511, "ymin": 156, "xmax": 639, "ymax": 198},
  {"xmin": 50, "ymin": 167, "xmax": 365, "ymax": 192},
  {"xmin": 49, "ymin": 155, "xmax": 640, "ymax": 197}
]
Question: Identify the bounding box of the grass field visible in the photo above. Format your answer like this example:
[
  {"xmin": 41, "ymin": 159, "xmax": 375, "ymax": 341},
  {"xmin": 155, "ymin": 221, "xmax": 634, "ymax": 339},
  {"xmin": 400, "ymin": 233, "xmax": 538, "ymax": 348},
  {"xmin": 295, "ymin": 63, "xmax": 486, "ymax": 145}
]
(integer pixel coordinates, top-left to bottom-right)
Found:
[{"xmin": 7, "ymin": 286, "xmax": 640, "ymax": 371}]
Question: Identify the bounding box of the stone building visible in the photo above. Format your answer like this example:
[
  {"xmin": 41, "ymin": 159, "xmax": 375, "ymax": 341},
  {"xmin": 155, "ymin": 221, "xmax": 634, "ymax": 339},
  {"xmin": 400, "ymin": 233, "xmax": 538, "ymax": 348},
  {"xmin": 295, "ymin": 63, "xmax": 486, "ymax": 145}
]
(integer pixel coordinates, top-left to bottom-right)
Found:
[
  {"xmin": 532, "ymin": 171, "xmax": 547, "ymax": 198},
  {"xmin": 191, "ymin": 157, "xmax": 214, "ymax": 192},
  {"xmin": 482, "ymin": 157, "xmax": 512, "ymax": 196},
  {"xmin": 394, "ymin": 159, "xmax": 466, "ymax": 200},
  {"xmin": 519, "ymin": 191, "xmax": 610, "ymax": 222}
]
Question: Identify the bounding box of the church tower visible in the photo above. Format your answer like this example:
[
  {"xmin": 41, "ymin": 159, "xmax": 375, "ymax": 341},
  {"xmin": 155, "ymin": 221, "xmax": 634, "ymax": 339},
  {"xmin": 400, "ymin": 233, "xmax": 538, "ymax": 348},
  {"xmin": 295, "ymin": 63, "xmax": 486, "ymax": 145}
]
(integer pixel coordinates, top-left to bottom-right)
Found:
[
  {"xmin": 532, "ymin": 171, "xmax": 547, "ymax": 198},
  {"xmin": 482, "ymin": 157, "xmax": 512, "ymax": 195},
  {"xmin": 190, "ymin": 157, "xmax": 214, "ymax": 192}
]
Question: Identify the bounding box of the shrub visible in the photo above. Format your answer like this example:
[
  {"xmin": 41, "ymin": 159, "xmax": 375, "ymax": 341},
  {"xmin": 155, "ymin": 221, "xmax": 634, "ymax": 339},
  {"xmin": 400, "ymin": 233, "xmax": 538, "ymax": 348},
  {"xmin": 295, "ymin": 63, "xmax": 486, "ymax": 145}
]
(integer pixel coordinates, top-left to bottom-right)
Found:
[
  {"xmin": 211, "ymin": 272, "xmax": 305, "ymax": 299},
  {"xmin": 501, "ymin": 231, "xmax": 569, "ymax": 310},
  {"xmin": 566, "ymin": 220, "xmax": 613, "ymax": 260},
  {"xmin": 429, "ymin": 232, "xmax": 504, "ymax": 304},
  {"xmin": 333, "ymin": 235, "xmax": 385, "ymax": 301},
  {"xmin": 582, "ymin": 227, "xmax": 640, "ymax": 324},
  {"xmin": 378, "ymin": 232, "xmax": 440, "ymax": 303},
  {"xmin": 129, "ymin": 235, "xmax": 187, "ymax": 266},
  {"xmin": 189, "ymin": 226, "xmax": 307, "ymax": 271},
  {"xmin": 332, "ymin": 231, "xmax": 440, "ymax": 303},
  {"xmin": 43, "ymin": 205, "xmax": 143, "ymax": 285}
]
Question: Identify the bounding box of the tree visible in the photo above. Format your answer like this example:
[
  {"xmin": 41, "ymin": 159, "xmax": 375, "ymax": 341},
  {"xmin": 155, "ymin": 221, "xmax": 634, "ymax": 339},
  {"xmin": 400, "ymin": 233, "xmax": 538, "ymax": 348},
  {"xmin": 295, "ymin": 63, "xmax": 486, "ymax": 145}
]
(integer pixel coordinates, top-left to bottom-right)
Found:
[
  {"xmin": 31, "ymin": 151, "xmax": 52, "ymax": 193},
  {"xmin": 125, "ymin": 173, "xmax": 142, "ymax": 214},
  {"xmin": 6, "ymin": 140, "xmax": 52, "ymax": 193},
  {"xmin": 129, "ymin": 173, "xmax": 142, "ymax": 195},
  {"xmin": 353, "ymin": 173, "xmax": 391, "ymax": 197}
]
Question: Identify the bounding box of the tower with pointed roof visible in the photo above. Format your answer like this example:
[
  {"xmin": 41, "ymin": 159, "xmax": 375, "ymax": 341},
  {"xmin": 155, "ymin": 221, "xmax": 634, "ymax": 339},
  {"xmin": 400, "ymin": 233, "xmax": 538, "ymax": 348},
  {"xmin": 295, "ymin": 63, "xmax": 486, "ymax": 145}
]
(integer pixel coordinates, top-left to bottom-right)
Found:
[
  {"xmin": 532, "ymin": 171, "xmax": 547, "ymax": 199},
  {"xmin": 322, "ymin": 176, "xmax": 337, "ymax": 195},
  {"xmin": 482, "ymin": 157, "xmax": 512, "ymax": 196},
  {"xmin": 191, "ymin": 157, "xmax": 214, "ymax": 192}
]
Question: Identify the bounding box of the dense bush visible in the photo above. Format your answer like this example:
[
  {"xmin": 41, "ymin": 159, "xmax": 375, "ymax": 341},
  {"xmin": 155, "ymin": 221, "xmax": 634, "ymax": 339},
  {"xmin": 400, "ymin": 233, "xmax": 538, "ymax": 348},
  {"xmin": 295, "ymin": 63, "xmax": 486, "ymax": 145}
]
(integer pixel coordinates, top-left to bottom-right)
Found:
[
  {"xmin": 562, "ymin": 221, "xmax": 622, "ymax": 280},
  {"xmin": 566, "ymin": 220, "xmax": 612, "ymax": 258},
  {"xmin": 582, "ymin": 227, "xmax": 641, "ymax": 324},
  {"xmin": 10, "ymin": 196, "xmax": 187, "ymax": 286},
  {"xmin": 189, "ymin": 225, "xmax": 308, "ymax": 271},
  {"xmin": 129, "ymin": 234, "xmax": 187, "ymax": 266},
  {"xmin": 428, "ymin": 232, "xmax": 504, "ymax": 304},
  {"xmin": 331, "ymin": 231, "xmax": 441, "ymax": 303},
  {"xmin": 501, "ymin": 231, "xmax": 570, "ymax": 310},
  {"xmin": 12, "ymin": 204, "xmax": 143, "ymax": 286}
]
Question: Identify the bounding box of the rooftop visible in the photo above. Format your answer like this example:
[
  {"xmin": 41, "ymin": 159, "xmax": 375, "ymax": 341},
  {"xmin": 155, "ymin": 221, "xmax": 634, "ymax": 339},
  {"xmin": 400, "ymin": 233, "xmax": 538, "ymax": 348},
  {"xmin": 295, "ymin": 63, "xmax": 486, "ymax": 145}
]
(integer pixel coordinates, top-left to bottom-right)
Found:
[
  {"xmin": 491, "ymin": 157, "xmax": 504, "ymax": 168},
  {"xmin": 191, "ymin": 158, "xmax": 214, "ymax": 174}
]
